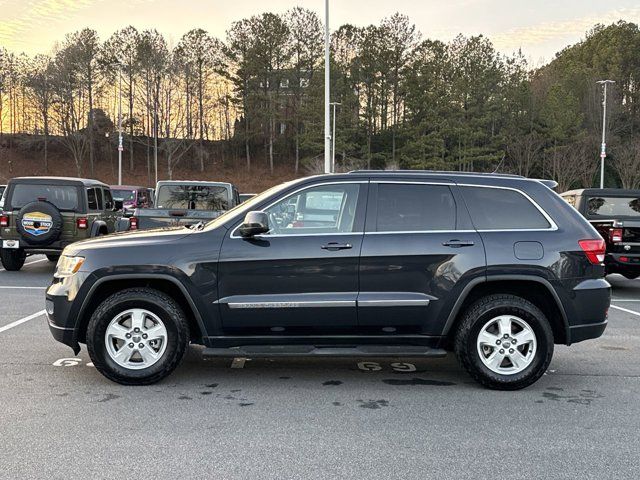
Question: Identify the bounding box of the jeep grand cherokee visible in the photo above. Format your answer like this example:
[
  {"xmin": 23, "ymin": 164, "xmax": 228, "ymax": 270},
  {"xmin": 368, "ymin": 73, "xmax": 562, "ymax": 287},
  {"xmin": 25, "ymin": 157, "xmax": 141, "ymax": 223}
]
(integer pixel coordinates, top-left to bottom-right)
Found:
[{"xmin": 45, "ymin": 171, "xmax": 610, "ymax": 390}]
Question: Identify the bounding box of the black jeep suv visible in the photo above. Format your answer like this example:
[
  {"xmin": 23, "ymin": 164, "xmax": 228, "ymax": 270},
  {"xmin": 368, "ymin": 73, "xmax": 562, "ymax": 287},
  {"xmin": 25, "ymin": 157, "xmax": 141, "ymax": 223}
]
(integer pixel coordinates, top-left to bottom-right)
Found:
[{"xmin": 46, "ymin": 171, "xmax": 610, "ymax": 390}]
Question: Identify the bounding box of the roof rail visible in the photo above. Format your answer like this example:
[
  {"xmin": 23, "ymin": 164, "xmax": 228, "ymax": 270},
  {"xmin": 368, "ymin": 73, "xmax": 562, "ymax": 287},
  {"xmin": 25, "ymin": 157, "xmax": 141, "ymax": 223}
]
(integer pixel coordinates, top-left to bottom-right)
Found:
[{"xmin": 347, "ymin": 169, "xmax": 524, "ymax": 179}]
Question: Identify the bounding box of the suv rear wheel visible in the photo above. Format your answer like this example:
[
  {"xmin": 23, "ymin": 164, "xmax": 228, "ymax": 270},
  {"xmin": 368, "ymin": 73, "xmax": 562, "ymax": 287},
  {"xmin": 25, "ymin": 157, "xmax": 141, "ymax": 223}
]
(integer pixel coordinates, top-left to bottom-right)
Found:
[
  {"xmin": 1, "ymin": 248, "xmax": 26, "ymax": 271},
  {"xmin": 86, "ymin": 288, "xmax": 190, "ymax": 385},
  {"xmin": 454, "ymin": 294, "xmax": 554, "ymax": 390}
]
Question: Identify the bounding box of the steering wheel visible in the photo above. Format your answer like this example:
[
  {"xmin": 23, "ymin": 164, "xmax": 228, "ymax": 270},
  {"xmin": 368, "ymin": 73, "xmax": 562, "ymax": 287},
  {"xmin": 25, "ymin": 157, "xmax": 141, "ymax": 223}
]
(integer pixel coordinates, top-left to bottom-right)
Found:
[{"xmin": 267, "ymin": 211, "xmax": 281, "ymax": 235}]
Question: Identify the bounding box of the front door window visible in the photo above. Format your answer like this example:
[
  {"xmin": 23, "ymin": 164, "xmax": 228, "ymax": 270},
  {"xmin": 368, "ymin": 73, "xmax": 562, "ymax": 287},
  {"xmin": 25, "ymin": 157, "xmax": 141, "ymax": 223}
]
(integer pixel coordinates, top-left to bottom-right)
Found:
[{"xmin": 263, "ymin": 184, "xmax": 361, "ymax": 235}]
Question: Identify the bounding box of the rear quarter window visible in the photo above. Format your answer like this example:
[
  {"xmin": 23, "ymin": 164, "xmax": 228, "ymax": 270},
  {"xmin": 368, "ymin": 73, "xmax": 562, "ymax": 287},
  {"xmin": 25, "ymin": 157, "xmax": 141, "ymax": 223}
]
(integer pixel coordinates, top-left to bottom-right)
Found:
[{"xmin": 460, "ymin": 186, "xmax": 551, "ymax": 230}]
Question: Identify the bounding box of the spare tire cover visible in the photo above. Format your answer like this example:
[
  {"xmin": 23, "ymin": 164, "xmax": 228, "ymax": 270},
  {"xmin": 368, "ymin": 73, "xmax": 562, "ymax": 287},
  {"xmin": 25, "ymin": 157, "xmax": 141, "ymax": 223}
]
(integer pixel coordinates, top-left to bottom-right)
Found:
[{"xmin": 16, "ymin": 201, "xmax": 64, "ymax": 245}]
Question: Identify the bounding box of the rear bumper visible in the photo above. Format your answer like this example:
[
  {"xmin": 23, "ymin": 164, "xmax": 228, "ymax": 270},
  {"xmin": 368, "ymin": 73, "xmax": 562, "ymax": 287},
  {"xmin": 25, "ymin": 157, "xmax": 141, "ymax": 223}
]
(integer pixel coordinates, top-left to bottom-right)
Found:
[
  {"xmin": 569, "ymin": 320, "xmax": 608, "ymax": 343},
  {"xmin": 5, "ymin": 237, "xmax": 77, "ymax": 253},
  {"xmin": 605, "ymin": 253, "xmax": 640, "ymax": 276},
  {"xmin": 567, "ymin": 278, "xmax": 610, "ymax": 344}
]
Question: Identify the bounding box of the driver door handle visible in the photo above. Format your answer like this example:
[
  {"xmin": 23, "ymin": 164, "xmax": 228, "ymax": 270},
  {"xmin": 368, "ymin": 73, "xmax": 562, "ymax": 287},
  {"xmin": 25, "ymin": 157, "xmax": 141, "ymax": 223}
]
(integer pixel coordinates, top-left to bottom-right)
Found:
[
  {"xmin": 442, "ymin": 239, "xmax": 475, "ymax": 248},
  {"xmin": 321, "ymin": 242, "xmax": 353, "ymax": 251}
]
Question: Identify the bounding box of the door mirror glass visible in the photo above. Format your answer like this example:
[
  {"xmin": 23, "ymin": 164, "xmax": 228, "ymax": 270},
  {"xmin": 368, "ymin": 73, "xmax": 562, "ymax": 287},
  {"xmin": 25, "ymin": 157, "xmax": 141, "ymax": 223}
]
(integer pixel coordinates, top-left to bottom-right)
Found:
[{"xmin": 239, "ymin": 211, "xmax": 270, "ymax": 237}]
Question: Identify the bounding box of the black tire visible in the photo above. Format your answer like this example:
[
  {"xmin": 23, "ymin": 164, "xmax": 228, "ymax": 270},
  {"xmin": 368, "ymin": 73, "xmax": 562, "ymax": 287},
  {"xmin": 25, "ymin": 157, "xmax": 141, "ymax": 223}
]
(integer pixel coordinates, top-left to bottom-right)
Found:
[
  {"xmin": 622, "ymin": 273, "xmax": 640, "ymax": 280},
  {"xmin": 86, "ymin": 288, "xmax": 190, "ymax": 385},
  {"xmin": 46, "ymin": 254, "xmax": 60, "ymax": 262},
  {"xmin": 0, "ymin": 248, "xmax": 26, "ymax": 271},
  {"xmin": 16, "ymin": 200, "xmax": 63, "ymax": 245},
  {"xmin": 454, "ymin": 294, "xmax": 554, "ymax": 390}
]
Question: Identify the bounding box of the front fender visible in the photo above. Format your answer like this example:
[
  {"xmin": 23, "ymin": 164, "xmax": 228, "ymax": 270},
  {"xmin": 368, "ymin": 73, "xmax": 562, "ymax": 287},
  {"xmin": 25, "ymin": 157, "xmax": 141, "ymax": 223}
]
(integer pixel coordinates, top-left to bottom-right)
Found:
[{"xmin": 71, "ymin": 267, "xmax": 212, "ymax": 347}]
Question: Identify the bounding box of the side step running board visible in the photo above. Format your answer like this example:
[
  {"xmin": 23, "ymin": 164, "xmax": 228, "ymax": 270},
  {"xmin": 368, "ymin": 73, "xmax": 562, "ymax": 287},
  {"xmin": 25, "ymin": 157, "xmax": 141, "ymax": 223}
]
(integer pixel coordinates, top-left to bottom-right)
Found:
[{"xmin": 202, "ymin": 345, "xmax": 448, "ymax": 358}]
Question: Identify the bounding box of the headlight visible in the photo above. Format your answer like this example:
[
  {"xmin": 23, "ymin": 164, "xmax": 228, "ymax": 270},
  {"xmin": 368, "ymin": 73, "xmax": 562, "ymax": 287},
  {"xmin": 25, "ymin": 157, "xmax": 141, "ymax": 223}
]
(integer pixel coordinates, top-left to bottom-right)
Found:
[{"xmin": 54, "ymin": 256, "xmax": 85, "ymax": 278}]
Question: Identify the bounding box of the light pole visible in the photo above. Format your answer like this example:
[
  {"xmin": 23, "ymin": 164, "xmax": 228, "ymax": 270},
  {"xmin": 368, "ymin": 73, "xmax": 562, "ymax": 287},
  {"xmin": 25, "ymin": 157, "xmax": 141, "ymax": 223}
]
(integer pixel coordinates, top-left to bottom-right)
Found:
[
  {"xmin": 596, "ymin": 80, "xmax": 615, "ymax": 189},
  {"xmin": 109, "ymin": 62, "xmax": 124, "ymax": 185},
  {"xmin": 330, "ymin": 102, "xmax": 341, "ymax": 173},
  {"xmin": 324, "ymin": 0, "xmax": 331, "ymax": 174},
  {"xmin": 117, "ymin": 68, "xmax": 123, "ymax": 186}
]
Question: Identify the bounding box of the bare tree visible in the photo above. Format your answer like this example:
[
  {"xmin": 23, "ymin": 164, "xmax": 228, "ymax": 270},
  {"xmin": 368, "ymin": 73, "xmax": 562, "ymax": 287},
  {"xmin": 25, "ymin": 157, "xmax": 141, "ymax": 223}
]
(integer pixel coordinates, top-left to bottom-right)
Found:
[
  {"xmin": 103, "ymin": 26, "xmax": 140, "ymax": 172},
  {"xmin": 613, "ymin": 138, "xmax": 640, "ymax": 189},
  {"xmin": 25, "ymin": 54, "xmax": 53, "ymax": 172},
  {"xmin": 176, "ymin": 29, "xmax": 223, "ymax": 172}
]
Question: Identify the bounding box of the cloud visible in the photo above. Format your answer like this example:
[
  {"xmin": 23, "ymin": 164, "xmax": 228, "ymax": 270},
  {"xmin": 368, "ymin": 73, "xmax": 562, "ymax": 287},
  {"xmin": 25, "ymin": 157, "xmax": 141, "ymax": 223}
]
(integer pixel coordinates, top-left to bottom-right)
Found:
[
  {"xmin": 490, "ymin": 7, "xmax": 640, "ymax": 53},
  {"xmin": 0, "ymin": 0, "xmax": 100, "ymax": 52}
]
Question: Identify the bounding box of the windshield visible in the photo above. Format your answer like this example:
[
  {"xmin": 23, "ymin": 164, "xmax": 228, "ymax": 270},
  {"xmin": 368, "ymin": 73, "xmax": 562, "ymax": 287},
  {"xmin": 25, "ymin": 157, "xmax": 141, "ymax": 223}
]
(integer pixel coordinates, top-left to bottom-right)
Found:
[
  {"xmin": 156, "ymin": 184, "xmax": 231, "ymax": 211},
  {"xmin": 10, "ymin": 184, "xmax": 79, "ymax": 210},
  {"xmin": 204, "ymin": 180, "xmax": 298, "ymax": 231},
  {"xmin": 112, "ymin": 189, "xmax": 136, "ymax": 202},
  {"xmin": 587, "ymin": 196, "xmax": 640, "ymax": 217}
]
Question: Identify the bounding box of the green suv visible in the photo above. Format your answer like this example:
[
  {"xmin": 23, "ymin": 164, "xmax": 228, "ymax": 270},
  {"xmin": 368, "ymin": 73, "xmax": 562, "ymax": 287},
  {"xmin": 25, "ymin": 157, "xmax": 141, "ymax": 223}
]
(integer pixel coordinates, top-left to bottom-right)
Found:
[{"xmin": 0, "ymin": 177, "xmax": 119, "ymax": 271}]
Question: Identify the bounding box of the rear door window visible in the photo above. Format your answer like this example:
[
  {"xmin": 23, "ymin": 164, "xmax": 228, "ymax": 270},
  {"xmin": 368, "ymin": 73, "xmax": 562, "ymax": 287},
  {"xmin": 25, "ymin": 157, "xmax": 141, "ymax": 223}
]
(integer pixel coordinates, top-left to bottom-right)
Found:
[
  {"xmin": 460, "ymin": 186, "xmax": 551, "ymax": 230},
  {"xmin": 374, "ymin": 183, "xmax": 456, "ymax": 232},
  {"xmin": 104, "ymin": 189, "xmax": 114, "ymax": 210},
  {"xmin": 10, "ymin": 184, "xmax": 79, "ymax": 211},
  {"xmin": 87, "ymin": 188, "xmax": 99, "ymax": 210}
]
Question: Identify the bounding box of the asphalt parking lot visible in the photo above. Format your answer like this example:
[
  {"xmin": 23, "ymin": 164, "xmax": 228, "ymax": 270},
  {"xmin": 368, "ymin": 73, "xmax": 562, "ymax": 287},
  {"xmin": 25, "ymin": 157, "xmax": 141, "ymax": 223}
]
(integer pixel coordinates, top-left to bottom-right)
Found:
[{"xmin": 0, "ymin": 256, "xmax": 638, "ymax": 479}]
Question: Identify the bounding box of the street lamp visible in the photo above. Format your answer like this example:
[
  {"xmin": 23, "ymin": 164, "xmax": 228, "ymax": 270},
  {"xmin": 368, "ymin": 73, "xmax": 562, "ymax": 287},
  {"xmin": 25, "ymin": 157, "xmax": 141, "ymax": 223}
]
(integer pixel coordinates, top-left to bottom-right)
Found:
[
  {"xmin": 330, "ymin": 102, "xmax": 341, "ymax": 173},
  {"xmin": 596, "ymin": 80, "xmax": 615, "ymax": 189}
]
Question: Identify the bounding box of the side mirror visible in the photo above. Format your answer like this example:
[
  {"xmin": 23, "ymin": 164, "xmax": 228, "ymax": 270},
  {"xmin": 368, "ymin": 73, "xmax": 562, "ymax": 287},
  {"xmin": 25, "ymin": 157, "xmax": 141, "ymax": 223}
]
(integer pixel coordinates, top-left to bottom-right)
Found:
[{"xmin": 238, "ymin": 211, "xmax": 269, "ymax": 238}]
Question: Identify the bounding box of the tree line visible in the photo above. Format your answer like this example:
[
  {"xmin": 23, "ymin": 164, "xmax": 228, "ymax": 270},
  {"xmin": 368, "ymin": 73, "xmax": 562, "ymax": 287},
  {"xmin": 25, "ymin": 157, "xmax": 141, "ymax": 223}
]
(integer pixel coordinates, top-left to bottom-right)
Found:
[{"xmin": 0, "ymin": 10, "xmax": 639, "ymax": 189}]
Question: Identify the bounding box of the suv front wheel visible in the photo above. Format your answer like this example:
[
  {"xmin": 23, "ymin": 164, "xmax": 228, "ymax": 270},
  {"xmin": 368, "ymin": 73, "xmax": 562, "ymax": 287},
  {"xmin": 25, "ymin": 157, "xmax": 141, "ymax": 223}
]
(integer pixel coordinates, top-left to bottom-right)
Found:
[
  {"xmin": 86, "ymin": 288, "xmax": 190, "ymax": 385},
  {"xmin": 454, "ymin": 294, "xmax": 554, "ymax": 390}
]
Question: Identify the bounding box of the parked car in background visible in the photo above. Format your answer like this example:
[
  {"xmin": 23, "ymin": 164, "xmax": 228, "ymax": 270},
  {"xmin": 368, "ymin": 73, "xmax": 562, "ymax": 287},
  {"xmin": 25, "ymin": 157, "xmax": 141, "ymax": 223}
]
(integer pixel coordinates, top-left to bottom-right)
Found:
[
  {"xmin": 561, "ymin": 188, "xmax": 640, "ymax": 279},
  {"xmin": 124, "ymin": 180, "xmax": 240, "ymax": 231},
  {"xmin": 239, "ymin": 193, "xmax": 256, "ymax": 203},
  {"xmin": 46, "ymin": 171, "xmax": 609, "ymax": 390},
  {"xmin": 110, "ymin": 185, "xmax": 154, "ymax": 216},
  {"xmin": 0, "ymin": 185, "xmax": 6, "ymax": 200},
  {"xmin": 0, "ymin": 177, "xmax": 119, "ymax": 271}
]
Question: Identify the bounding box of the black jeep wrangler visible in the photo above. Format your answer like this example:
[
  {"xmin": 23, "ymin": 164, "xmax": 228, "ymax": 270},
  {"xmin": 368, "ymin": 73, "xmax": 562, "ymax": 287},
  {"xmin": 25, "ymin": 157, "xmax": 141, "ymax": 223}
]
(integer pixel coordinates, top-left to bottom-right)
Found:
[
  {"xmin": 46, "ymin": 171, "xmax": 610, "ymax": 390},
  {"xmin": 0, "ymin": 177, "xmax": 119, "ymax": 271}
]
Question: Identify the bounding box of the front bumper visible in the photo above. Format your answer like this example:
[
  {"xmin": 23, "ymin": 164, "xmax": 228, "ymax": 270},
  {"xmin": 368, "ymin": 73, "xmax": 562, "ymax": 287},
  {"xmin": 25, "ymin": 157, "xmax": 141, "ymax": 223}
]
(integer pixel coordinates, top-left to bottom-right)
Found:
[{"xmin": 45, "ymin": 272, "xmax": 90, "ymax": 354}]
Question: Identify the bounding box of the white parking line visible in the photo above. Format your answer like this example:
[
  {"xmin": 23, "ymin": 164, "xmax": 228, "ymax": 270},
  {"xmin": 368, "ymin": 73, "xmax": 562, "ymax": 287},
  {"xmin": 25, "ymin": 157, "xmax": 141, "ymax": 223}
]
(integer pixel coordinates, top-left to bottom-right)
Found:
[
  {"xmin": 0, "ymin": 310, "xmax": 46, "ymax": 334},
  {"xmin": 610, "ymin": 305, "xmax": 640, "ymax": 317},
  {"xmin": 0, "ymin": 257, "xmax": 48, "ymax": 273},
  {"xmin": 611, "ymin": 298, "xmax": 640, "ymax": 302},
  {"xmin": 0, "ymin": 286, "xmax": 46, "ymax": 290}
]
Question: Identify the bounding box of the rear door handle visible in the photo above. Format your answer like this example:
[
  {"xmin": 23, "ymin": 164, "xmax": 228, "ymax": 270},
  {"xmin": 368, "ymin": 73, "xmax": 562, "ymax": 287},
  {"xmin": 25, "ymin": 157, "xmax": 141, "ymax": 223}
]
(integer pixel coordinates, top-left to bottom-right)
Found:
[
  {"xmin": 442, "ymin": 239, "xmax": 475, "ymax": 248},
  {"xmin": 321, "ymin": 242, "xmax": 353, "ymax": 251}
]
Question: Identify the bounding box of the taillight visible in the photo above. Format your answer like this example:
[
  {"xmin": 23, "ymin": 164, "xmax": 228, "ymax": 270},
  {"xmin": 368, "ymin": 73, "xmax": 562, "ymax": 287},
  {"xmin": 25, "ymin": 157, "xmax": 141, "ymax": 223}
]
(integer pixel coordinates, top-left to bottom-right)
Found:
[
  {"xmin": 0, "ymin": 215, "xmax": 8, "ymax": 227},
  {"xmin": 129, "ymin": 217, "xmax": 138, "ymax": 230},
  {"xmin": 619, "ymin": 256, "xmax": 629, "ymax": 263},
  {"xmin": 77, "ymin": 217, "xmax": 88, "ymax": 229},
  {"xmin": 609, "ymin": 228, "xmax": 623, "ymax": 243},
  {"xmin": 579, "ymin": 239, "xmax": 606, "ymax": 265}
]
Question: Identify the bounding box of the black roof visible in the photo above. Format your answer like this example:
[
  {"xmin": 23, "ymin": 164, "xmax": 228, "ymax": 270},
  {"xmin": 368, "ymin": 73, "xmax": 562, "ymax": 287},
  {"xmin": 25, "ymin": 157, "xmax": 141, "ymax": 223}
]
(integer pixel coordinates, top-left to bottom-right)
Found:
[
  {"xmin": 562, "ymin": 188, "xmax": 640, "ymax": 197},
  {"xmin": 8, "ymin": 176, "xmax": 108, "ymax": 188}
]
